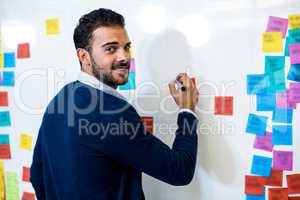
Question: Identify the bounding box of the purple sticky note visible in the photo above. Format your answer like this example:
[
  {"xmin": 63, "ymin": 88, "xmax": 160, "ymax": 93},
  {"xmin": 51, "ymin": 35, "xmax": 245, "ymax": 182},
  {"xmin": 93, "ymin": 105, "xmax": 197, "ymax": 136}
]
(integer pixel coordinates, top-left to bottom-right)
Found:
[
  {"xmin": 129, "ymin": 58, "xmax": 135, "ymax": 72},
  {"xmin": 289, "ymin": 43, "xmax": 300, "ymax": 64},
  {"xmin": 266, "ymin": 16, "xmax": 288, "ymax": 38},
  {"xmin": 273, "ymin": 150, "xmax": 293, "ymax": 171},
  {"xmin": 253, "ymin": 131, "xmax": 273, "ymax": 152},
  {"xmin": 276, "ymin": 92, "xmax": 297, "ymax": 109},
  {"xmin": 288, "ymin": 83, "xmax": 300, "ymax": 103}
]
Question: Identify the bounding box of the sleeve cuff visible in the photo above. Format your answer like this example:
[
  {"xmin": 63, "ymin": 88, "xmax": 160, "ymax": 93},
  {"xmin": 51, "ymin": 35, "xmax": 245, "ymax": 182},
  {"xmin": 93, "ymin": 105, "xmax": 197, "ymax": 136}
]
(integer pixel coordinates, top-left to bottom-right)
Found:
[{"xmin": 178, "ymin": 108, "xmax": 198, "ymax": 119}]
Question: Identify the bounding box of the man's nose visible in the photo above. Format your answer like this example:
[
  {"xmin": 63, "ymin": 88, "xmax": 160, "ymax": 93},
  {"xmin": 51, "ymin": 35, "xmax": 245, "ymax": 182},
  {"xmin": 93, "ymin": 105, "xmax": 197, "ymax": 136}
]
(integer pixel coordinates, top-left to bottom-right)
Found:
[{"xmin": 117, "ymin": 49, "xmax": 130, "ymax": 62}]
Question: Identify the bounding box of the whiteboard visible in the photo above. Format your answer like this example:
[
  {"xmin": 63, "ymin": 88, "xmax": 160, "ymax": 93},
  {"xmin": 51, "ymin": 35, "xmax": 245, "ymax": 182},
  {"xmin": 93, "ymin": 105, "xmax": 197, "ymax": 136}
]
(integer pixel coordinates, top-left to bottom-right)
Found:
[{"xmin": 1, "ymin": 0, "xmax": 300, "ymax": 199}]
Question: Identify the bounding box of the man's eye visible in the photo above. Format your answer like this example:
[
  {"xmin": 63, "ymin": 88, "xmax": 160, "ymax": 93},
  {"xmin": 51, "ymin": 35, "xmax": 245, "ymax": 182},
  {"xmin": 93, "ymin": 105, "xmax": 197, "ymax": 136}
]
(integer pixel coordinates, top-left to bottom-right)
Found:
[
  {"xmin": 105, "ymin": 46, "xmax": 116, "ymax": 53},
  {"xmin": 125, "ymin": 45, "xmax": 131, "ymax": 51}
]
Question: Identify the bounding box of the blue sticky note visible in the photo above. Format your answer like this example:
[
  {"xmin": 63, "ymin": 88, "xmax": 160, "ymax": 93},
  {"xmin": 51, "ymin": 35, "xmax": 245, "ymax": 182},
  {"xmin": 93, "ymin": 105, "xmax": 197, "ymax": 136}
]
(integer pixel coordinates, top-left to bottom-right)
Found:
[
  {"xmin": 3, "ymin": 52, "xmax": 16, "ymax": 68},
  {"xmin": 289, "ymin": 29, "xmax": 300, "ymax": 41},
  {"xmin": 2, "ymin": 71, "xmax": 15, "ymax": 86},
  {"xmin": 0, "ymin": 111, "xmax": 11, "ymax": 127},
  {"xmin": 246, "ymin": 114, "xmax": 268, "ymax": 136},
  {"xmin": 272, "ymin": 125, "xmax": 292, "ymax": 145},
  {"xmin": 272, "ymin": 107, "xmax": 293, "ymax": 124},
  {"xmin": 118, "ymin": 72, "xmax": 136, "ymax": 90},
  {"xmin": 256, "ymin": 93, "xmax": 276, "ymax": 111},
  {"xmin": 251, "ymin": 155, "xmax": 272, "ymax": 177},
  {"xmin": 0, "ymin": 134, "xmax": 9, "ymax": 144},
  {"xmin": 265, "ymin": 56, "xmax": 285, "ymax": 72},
  {"xmin": 247, "ymin": 74, "xmax": 269, "ymax": 95},
  {"xmin": 246, "ymin": 194, "xmax": 265, "ymax": 200},
  {"xmin": 287, "ymin": 64, "xmax": 300, "ymax": 82}
]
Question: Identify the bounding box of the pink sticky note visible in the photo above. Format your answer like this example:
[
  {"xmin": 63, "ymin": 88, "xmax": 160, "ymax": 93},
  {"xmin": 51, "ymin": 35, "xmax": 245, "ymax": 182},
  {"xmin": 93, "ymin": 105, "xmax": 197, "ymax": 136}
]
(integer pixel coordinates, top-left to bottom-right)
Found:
[
  {"xmin": 273, "ymin": 150, "xmax": 293, "ymax": 171},
  {"xmin": 253, "ymin": 131, "xmax": 273, "ymax": 152},
  {"xmin": 276, "ymin": 92, "xmax": 297, "ymax": 109},
  {"xmin": 266, "ymin": 16, "xmax": 288, "ymax": 38},
  {"xmin": 129, "ymin": 58, "xmax": 135, "ymax": 72},
  {"xmin": 289, "ymin": 44, "xmax": 300, "ymax": 64},
  {"xmin": 288, "ymin": 83, "xmax": 300, "ymax": 103}
]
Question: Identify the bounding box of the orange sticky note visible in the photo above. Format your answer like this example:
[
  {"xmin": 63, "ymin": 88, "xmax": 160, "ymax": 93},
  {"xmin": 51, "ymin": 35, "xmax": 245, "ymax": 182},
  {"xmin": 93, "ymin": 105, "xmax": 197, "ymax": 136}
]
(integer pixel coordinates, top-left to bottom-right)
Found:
[
  {"xmin": 0, "ymin": 92, "xmax": 8, "ymax": 107},
  {"xmin": 46, "ymin": 18, "xmax": 60, "ymax": 35},
  {"xmin": 215, "ymin": 96, "xmax": 233, "ymax": 115},
  {"xmin": 0, "ymin": 144, "xmax": 11, "ymax": 159},
  {"xmin": 265, "ymin": 169, "xmax": 283, "ymax": 187},
  {"xmin": 22, "ymin": 192, "xmax": 35, "ymax": 200},
  {"xmin": 262, "ymin": 32, "xmax": 283, "ymax": 53},
  {"xmin": 269, "ymin": 188, "xmax": 288, "ymax": 200},
  {"xmin": 245, "ymin": 175, "xmax": 266, "ymax": 195},
  {"xmin": 17, "ymin": 43, "xmax": 30, "ymax": 59},
  {"xmin": 19, "ymin": 133, "xmax": 32, "ymax": 150},
  {"xmin": 287, "ymin": 174, "xmax": 300, "ymax": 194},
  {"xmin": 141, "ymin": 116, "xmax": 154, "ymax": 134},
  {"xmin": 288, "ymin": 13, "xmax": 300, "ymax": 30},
  {"xmin": 22, "ymin": 167, "xmax": 30, "ymax": 182}
]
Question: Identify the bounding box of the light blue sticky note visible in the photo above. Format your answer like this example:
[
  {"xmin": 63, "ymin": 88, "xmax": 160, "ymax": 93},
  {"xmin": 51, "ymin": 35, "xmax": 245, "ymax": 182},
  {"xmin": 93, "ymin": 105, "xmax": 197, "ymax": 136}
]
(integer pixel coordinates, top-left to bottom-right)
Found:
[
  {"xmin": 265, "ymin": 56, "xmax": 285, "ymax": 72},
  {"xmin": 246, "ymin": 194, "xmax": 265, "ymax": 200},
  {"xmin": 264, "ymin": 57, "xmax": 286, "ymax": 93},
  {"xmin": 251, "ymin": 155, "xmax": 272, "ymax": 177},
  {"xmin": 0, "ymin": 134, "xmax": 9, "ymax": 144},
  {"xmin": 246, "ymin": 114, "xmax": 268, "ymax": 136},
  {"xmin": 0, "ymin": 111, "xmax": 11, "ymax": 127},
  {"xmin": 118, "ymin": 72, "xmax": 136, "ymax": 90},
  {"xmin": 247, "ymin": 74, "xmax": 269, "ymax": 95},
  {"xmin": 3, "ymin": 52, "xmax": 16, "ymax": 68},
  {"xmin": 2, "ymin": 71, "xmax": 15, "ymax": 86},
  {"xmin": 287, "ymin": 64, "xmax": 300, "ymax": 82},
  {"xmin": 272, "ymin": 107, "xmax": 293, "ymax": 124},
  {"xmin": 256, "ymin": 93, "xmax": 276, "ymax": 111},
  {"xmin": 272, "ymin": 125, "xmax": 292, "ymax": 145},
  {"xmin": 289, "ymin": 29, "xmax": 300, "ymax": 41}
]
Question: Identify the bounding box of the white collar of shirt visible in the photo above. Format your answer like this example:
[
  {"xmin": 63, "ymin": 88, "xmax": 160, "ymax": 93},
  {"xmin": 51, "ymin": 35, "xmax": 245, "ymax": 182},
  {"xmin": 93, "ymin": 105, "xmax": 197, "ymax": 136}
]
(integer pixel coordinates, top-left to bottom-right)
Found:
[{"xmin": 77, "ymin": 71, "xmax": 126, "ymax": 100}]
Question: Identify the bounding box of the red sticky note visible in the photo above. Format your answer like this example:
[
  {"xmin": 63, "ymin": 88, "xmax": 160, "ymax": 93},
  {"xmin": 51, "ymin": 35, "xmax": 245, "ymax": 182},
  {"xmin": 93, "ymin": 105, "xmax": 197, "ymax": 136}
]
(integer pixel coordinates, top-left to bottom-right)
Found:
[
  {"xmin": 269, "ymin": 188, "xmax": 288, "ymax": 200},
  {"xmin": 141, "ymin": 116, "xmax": 154, "ymax": 134},
  {"xmin": 22, "ymin": 192, "xmax": 35, "ymax": 200},
  {"xmin": 265, "ymin": 169, "xmax": 283, "ymax": 186},
  {"xmin": 245, "ymin": 175, "xmax": 266, "ymax": 195},
  {"xmin": 215, "ymin": 96, "xmax": 233, "ymax": 115},
  {"xmin": 17, "ymin": 43, "xmax": 30, "ymax": 59},
  {"xmin": 287, "ymin": 174, "xmax": 300, "ymax": 194},
  {"xmin": 22, "ymin": 167, "xmax": 30, "ymax": 182},
  {"xmin": 0, "ymin": 144, "xmax": 11, "ymax": 159},
  {"xmin": 289, "ymin": 197, "xmax": 300, "ymax": 200},
  {"xmin": 0, "ymin": 91, "xmax": 8, "ymax": 107}
]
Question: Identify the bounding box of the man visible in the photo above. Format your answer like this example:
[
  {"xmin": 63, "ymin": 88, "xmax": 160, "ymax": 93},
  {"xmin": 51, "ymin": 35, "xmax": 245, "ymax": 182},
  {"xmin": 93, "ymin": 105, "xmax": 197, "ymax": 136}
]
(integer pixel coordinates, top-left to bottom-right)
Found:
[{"xmin": 30, "ymin": 8, "xmax": 199, "ymax": 200}]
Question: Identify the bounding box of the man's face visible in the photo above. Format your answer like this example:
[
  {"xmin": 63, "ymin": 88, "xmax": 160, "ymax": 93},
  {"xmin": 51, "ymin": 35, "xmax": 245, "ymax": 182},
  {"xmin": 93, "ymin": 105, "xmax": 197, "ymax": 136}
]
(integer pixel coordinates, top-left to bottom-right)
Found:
[{"xmin": 88, "ymin": 26, "xmax": 131, "ymax": 88}]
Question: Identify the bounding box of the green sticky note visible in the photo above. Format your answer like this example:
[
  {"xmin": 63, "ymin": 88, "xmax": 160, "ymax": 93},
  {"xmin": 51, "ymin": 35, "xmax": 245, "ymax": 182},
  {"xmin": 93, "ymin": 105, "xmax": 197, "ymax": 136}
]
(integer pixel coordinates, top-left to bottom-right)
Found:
[
  {"xmin": 6, "ymin": 172, "xmax": 20, "ymax": 200},
  {"xmin": 118, "ymin": 72, "xmax": 136, "ymax": 90}
]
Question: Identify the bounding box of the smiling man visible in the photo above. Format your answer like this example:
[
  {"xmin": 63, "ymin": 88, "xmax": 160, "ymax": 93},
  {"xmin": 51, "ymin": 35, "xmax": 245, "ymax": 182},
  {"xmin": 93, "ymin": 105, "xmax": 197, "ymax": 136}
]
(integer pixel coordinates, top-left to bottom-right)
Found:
[{"xmin": 30, "ymin": 8, "xmax": 199, "ymax": 200}]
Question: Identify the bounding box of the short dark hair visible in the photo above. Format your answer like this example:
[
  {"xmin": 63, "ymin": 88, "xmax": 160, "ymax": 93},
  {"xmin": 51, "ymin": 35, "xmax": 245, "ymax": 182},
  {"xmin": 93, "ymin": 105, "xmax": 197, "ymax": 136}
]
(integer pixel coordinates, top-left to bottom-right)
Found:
[{"xmin": 73, "ymin": 8, "xmax": 125, "ymax": 50}]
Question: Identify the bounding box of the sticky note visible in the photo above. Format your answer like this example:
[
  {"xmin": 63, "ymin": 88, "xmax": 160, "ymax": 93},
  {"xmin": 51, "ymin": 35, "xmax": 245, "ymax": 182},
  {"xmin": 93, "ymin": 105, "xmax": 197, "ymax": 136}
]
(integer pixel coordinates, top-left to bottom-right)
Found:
[
  {"xmin": 289, "ymin": 43, "xmax": 300, "ymax": 64},
  {"xmin": 262, "ymin": 32, "xmax": 283, "ymax": 53},
  {"xmin": 3, "ymin": 52, "xmax": 16, "ymax": 68},
  {"xmin": 266, "ymin": 69, "xmax": 286, "ymax": 93},
  {"xmin": 0, "ymin": 134, "xmax": 9, "ymax": 144},
  {"xmin": 141, "ymin": 116, "xmax": 154, "ymax": 134},
  {"xmin": 22, "ymin": 167, "xmax": 30, "ymax": 182},
  {"xmin": 118, "ymin": 72, "xmax": 136, "ymax": 90},
  {"xmin": 5, "ymin": 172, "xmax": 20, "ymax": 200},
  {"xmin": 265, "ymin": 56, "xmax": 285, "ymax": 72},
  {"xmin": 246, "ymin": 194, "xmax": 265, "ymax": 200},
  {"xmin": 265, "ymin": 169, "xmax": 283, "ymax": 187},
  {"xmin": 287, "ymin": 174, "xmax": 300, "ymax": 194},
  {"xmin": 289, "ymin": 29, "xmax": 300, "ymax": 41},
  {"xmin": 246, "ymin": 114, "xmax": 268, "ymax": 136},
  {"xmin": 22, "ymin": 192, "xmax": 35, "ymax": 200},
  {"xmin": 273, "ymin": 150, "xmax": 293, "ymax": 171},
  {"xmin": 2, "ymin": 71, "xmax": 15, "ymax": 86},
  {"xmin": 46, "ymin": 18, "xmax": 60, "ymax": 35},
  {"xmin": 251, "ymin": 155, "xmax": 272, "ymax": 177},
  {"xmin": 272, "ymin": 107, "xmax": 293, "ymax": 124},
  {"xmin": 0, "ymin": 161, "xmax": 5, "ymax": 200},
  {"xmin": 19, "ymin": 133, "xmax": 33, "ymax": 150},
  {"xmin": 0, "ymin": 111, "xmax": 11, "ymax": 127},
  {"xmin": 272, "ymin": 125, "xmax": 293, "ymax": 145},
  {"xmin": 289, "ymin": 197, "xmax": 300, "ymax": 200},
  {"xmin": 276, "ymin": 92, "xmax": 297, "ymax": 109},
  {"xmin": 214, "ymin": 96, "xmax": 233, "ymax": 115},
  {"xmin": 17, "ymin": 43, "xmax": 30, "ymax": 59},
  {"xmin": 253, "ymin": 131, "xmax": 273, "ymax": 152},
  {"xmin": 266, "ymin": 16, "xmax": 288, "ymax": 38},
  {"xmin": 256, "ymin": 93, "xmax": 276, "ymax": 111},
  {"xmin": 129, "ymin": 58, "xmax": 135, "ymax": 72},
  {"xmin": 245, "ymin": 175, "xmax": 266, "ymax": 195},
  {"xmin": 0, "ymin": 53, "xmax": 3, "ymax": 68},
  {"xmin": 247, "ymin": 74, "xmax": 269, "ymax": 94},
  {"xmin": 288, "ymin": 82, "xmax": 300, "ymax": 102},
  {"xmin": 0, "ymin": 91, "xmax": 8, "ymax": 107},
  {"xmin": 288, "ymin": 13, "xmax": 300, "ymax": 29},
  {"xmin": 0, "ymin": 144, "xmax": 11, "ymax": 159},
  {"xmin": 288, "ymin": 64, "xmax": 300, "ymax": 82},
  {"xmin": 268, "ymin": 188, "xmax": 288, "ymax": 200}
]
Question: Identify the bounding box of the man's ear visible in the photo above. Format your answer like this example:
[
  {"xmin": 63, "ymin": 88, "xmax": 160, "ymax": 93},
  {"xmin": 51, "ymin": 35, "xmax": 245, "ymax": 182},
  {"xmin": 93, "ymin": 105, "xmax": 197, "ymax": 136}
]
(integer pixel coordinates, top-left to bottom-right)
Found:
[{"xmin": 76, "ymin": 48, "xmax": 91, "ymax": 67}]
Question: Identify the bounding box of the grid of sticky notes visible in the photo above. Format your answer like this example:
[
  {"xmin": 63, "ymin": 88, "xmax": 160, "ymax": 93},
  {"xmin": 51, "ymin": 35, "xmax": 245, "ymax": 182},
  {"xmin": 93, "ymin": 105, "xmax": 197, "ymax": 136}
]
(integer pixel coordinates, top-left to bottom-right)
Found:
[{"xmin": 245, "ymin": 14, "xmax": 300, "ymax": 200}]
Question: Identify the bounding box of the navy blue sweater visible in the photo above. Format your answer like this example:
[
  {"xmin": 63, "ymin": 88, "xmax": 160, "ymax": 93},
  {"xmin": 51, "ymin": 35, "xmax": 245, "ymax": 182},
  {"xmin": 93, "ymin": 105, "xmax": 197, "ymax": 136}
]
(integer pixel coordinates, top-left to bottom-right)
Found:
[{"xmin": 30, "ymin": 81, "xmax": 198, "ymax": 200}]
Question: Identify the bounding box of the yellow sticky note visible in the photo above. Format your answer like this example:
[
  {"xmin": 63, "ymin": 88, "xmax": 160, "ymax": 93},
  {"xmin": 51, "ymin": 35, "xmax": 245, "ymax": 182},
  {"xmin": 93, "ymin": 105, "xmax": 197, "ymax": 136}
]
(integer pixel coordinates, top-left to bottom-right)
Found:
[
  {"xmin": 46, "ymin": 18, "xmax": 60, "ymax": 35},
  {"xmin": 19, "ymin": 133, "xmax": 32, "ymax": 150},
  {"xmin": 0, "ymin": 53, "xmax": 3, "ymax": 68},
  {"xmin": 288, "ymin": 13, "xmax": 300, "ymax": 30},
  {"xmin": 0, "ymin": 161, "xmax": 5, "ymax": 200},
  {"xmin": 262, "ymin": 32, "xmax": 283, "ymax": 53}
]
